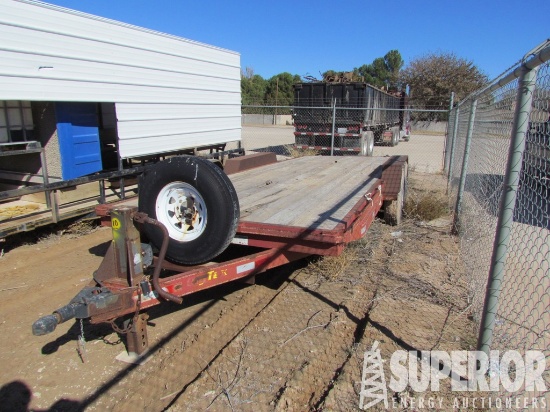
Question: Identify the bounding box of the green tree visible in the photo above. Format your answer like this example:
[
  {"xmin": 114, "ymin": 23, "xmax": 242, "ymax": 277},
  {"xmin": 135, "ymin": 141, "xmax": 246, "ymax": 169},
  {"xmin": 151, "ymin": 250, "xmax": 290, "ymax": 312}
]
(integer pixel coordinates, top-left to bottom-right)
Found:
[
  {"xmin": 354, "ymin": 50, "xmax": 404, "ymax": 90},
  {"xmin": 400, "ymin": 52, "xmax": 488, "ymax": 118},
  {"xmin": 265, "ymin": 72, "xmax": 301, "ymax": 107},
  {"xmin": 241, "ymin": 67, "xmax": 267, "ymax": 106},
  {"xmin": 384, "ymin": 50, "xmax": 404, "ymax": 90}
]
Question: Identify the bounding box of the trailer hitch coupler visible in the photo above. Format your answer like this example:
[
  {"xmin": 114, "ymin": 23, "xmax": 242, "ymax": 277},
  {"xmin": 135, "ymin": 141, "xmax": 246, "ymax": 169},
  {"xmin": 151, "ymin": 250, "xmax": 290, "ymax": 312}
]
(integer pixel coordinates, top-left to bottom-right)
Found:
[
  {"xmin": 32, "ymin": 303, "xmax": 79, "ymax": 336},
  {"xmin": 32, "ymin": 314, "xmax": 61, "ymax": 336}
]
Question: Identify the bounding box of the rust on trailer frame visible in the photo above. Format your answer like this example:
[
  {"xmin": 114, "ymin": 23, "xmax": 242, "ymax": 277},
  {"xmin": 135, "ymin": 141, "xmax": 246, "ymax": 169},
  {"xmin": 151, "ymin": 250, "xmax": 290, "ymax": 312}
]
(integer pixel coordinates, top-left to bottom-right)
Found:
[
  {"xmin": 223, "ymin": 152, "xmax": 277, "ymax": 174},
  {"xmin": 86, "ymin": 179, "xmax": 384, "ymax": 324},
  {"xmin": 33, "ymin": 155, "xmax": 407, "ymax": 357},
  {"xmin": 89, "ymin": 246, "xmax": 309, "ymax": 324},
  {"xmin": 233, "ymin": 182, "xmax": 382, "ymax": 254}
]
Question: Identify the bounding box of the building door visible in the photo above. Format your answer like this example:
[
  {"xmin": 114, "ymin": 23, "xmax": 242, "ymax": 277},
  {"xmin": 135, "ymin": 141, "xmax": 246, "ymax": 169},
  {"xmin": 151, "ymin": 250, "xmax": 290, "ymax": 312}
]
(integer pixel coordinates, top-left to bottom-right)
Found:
[{"xmin": 55, "ymin": 102, "xmax": 102, "ymax": 180}]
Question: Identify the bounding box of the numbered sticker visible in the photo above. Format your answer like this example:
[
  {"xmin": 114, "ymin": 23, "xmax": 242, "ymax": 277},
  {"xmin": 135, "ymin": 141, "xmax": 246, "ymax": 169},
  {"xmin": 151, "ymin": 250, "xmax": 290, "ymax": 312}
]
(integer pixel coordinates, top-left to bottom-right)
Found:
[{"xmin": 111, "ymin": 218, "xmax": 121, "ymax": 230}]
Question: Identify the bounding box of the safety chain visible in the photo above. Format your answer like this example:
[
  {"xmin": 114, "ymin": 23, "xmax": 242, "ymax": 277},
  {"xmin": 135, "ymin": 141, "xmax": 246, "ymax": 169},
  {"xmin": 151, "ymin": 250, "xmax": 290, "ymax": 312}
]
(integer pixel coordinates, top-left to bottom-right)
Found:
[
  {"xmin": 108, "ymin": 288, "xmax": 142, "ymax": 335},
  {"xmin": 76, "ymin": 318, "xmax": 86, "ymax": 363}
]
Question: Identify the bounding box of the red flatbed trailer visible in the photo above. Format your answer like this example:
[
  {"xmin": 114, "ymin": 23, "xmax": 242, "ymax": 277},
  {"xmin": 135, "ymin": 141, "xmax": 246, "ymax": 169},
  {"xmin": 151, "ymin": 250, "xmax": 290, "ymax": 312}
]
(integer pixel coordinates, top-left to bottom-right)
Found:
[{"xmin": 32, "ymin": 154, "xmax": 408, "ymax": 356}]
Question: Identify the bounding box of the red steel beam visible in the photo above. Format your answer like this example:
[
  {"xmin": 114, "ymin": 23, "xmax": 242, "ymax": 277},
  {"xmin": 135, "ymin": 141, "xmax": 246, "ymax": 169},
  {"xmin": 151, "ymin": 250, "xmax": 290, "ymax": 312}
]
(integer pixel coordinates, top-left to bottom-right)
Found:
[{"xmin": 91, "ymin": 248, "xmax": 307, "ymax": 323}]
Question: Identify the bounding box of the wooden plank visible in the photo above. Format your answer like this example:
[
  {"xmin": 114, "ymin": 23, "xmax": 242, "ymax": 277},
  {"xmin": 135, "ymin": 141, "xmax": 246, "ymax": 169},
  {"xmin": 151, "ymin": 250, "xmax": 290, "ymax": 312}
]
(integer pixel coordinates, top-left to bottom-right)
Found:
[
  {"xmin": 229, "ymin": 156, "xmax": 387, "ymax": 231},
  {"xmin": 94, "ymin": 156, "xmax": 395, "ymax": 235}
]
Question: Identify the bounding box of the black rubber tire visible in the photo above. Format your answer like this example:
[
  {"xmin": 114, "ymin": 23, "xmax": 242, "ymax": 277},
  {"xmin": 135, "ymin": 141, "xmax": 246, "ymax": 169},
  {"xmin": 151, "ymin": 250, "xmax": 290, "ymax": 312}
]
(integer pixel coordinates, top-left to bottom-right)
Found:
[
  {"xmin": 360, "ymin": 131, "xmax": 374, "ymax": 156},
  {"xmin": 389, "ymin": 130, "xmax": 399, "ymax": 147},
  {"xmin": 394, "ymin": 130, "xmax": 400, "ymax": 146},
  {"xmin": 138, "ymin": 155, "xmax": 240, "ymax": 265}
]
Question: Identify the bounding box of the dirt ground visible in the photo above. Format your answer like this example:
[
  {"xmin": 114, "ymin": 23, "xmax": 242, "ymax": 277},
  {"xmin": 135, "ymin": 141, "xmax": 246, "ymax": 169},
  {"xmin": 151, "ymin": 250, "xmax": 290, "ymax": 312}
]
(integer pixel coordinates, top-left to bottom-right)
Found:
[{"xmin": 0, "ymin": 172, "xmax": 480, "ymax": 411}]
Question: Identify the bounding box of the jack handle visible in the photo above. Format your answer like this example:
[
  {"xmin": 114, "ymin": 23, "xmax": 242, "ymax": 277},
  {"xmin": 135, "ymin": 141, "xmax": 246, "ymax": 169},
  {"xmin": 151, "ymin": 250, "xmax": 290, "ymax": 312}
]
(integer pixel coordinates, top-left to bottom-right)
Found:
[{"xmin": 133, "ymin": 212, "xmax": 183, "ymax": 304}]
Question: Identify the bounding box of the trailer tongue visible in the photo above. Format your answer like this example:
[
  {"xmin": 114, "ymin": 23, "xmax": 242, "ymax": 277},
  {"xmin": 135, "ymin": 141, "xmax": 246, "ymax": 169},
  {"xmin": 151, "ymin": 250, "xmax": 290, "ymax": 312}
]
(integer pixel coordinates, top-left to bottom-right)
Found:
[{"xmin": 32, "ymin": 155, "xmax": 407, "ymax": 359}]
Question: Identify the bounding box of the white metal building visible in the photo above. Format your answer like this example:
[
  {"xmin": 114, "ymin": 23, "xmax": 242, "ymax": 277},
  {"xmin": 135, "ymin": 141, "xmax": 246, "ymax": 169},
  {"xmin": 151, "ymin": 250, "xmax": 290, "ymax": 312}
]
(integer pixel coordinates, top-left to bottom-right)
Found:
[{"xmin": 0, "ymin": 0, "xmax": 241, "ymax": 180}]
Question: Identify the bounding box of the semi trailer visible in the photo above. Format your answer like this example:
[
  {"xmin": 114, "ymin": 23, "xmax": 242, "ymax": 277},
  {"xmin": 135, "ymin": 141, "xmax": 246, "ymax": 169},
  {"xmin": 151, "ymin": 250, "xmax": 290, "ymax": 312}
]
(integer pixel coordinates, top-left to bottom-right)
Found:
[{"xmin": 293, "ymin": 81, "xmax": 410, "ymax": 155}]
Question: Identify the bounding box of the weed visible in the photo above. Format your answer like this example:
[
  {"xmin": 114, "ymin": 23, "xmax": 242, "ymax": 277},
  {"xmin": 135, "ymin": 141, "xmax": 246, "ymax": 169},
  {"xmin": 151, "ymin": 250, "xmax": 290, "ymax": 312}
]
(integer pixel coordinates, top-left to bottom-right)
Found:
[
  {"xmin": 404, "ymin": 188, "xmax": 449, "ymax": 222},
  {"xmin": 284, "ymin": 145, "xmax": 319, "ymax": 158},
  {"xmin": 308, "ymin": 247, "xmax": 357, "ymax": 281}
]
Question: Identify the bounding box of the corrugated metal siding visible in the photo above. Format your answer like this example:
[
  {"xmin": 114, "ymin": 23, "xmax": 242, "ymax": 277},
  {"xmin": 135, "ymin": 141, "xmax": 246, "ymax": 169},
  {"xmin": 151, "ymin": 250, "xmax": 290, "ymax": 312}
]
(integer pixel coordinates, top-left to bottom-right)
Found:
[{"xmin": 0, "ymin": 0, "xmax": 241, "ymax": 158}]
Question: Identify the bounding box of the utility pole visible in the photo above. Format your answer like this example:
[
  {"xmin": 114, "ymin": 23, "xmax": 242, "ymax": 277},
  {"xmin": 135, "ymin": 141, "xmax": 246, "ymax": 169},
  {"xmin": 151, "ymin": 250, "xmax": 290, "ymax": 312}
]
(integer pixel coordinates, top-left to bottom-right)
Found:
[{"xmin": 274, "ymin": 77, "xmax": 279, "ymax": 125}]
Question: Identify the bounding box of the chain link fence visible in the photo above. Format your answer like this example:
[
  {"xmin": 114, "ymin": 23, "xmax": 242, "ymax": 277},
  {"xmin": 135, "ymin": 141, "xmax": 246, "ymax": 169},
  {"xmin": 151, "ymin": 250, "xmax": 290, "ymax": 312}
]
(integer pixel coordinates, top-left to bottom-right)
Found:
[
  {"xmin": 240, "ymin": 103, "xmax": 448, "ymax": 173},
  {"xmin": 240, "ymin": 48, "xmax": 549, "ymax": 401},
  {"xmin": 446, "ymin": 41, "xmax": 549, "ymax": 402}
]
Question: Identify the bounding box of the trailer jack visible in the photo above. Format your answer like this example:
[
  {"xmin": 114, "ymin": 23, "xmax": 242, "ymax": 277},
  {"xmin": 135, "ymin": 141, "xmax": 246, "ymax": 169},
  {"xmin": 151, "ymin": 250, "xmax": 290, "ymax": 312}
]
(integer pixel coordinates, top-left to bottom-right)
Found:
[{"xmin": 32, "ymin": 206, "xmax": 172, "ymax": 357}]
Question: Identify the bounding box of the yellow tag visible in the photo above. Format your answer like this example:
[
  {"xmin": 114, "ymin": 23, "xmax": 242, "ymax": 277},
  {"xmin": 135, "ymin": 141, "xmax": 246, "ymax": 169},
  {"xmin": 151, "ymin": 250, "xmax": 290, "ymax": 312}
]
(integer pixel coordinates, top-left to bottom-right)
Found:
[{"xmin": 112, "ymin": 218, "xmax": 121, "ymax": 230}]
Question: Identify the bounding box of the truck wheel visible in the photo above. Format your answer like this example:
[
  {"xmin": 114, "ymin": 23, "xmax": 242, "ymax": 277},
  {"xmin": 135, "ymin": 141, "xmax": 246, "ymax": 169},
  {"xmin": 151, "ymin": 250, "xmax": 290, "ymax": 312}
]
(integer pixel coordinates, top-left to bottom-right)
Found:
[
  {"xmin": 138, "ymin": 155, "xmax": 240, "ymax": 265},
  {"xmin": 389, "ymin": 130, "xmax": 399, "ymax": 147},
  {"xmin": 360, "ymin": 131, "xmax": 374, "ymax": 156},
  {"xmin": 384, "ymin": 163, "xmax": 407, "ymax": 226}
]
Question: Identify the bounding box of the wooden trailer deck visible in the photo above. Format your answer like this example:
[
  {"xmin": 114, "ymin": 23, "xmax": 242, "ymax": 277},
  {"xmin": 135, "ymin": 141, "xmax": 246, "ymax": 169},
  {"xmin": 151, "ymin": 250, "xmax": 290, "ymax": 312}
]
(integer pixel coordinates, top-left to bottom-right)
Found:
[
  {"xmin": 231, "ymin": 156, "xmax": 387, "ymax": 230},
  {"xmin": 96, "ymin": 155, "xmax": 407, "ymax": 256},
  {"xmin": 33, "ymin": 155, "xmax": 407, "ymax": 351}
]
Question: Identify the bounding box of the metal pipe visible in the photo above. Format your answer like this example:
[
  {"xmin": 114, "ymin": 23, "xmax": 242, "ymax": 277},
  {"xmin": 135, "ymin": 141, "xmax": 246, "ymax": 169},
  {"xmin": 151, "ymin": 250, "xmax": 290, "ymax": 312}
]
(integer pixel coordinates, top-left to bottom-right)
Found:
[
  {"xmin": 133, "ymin": 212, "xmax": 183, "ymax": 304},
  {"xmin": 118, "ymin": 155, "xmax": 125, "ymax": 200},
  {"xmin": 0, "ymin": 165, "xmax": 145, "ymax": 201},
  {"xmin": 443, "ymin": 92, "xmax": 455, "ymax": 172},
  {"xmin": 452, "ymin": 98, "xmax": 477, "ymax": 233},
  {"xmin": 18, "ymin": 101, "xmax": 27, "ymax": 141},
  {"xmin": 330, "ymin": 98, "xmax": 336, "ymax": 156},
  {"xmin": 446, "ymin": 106, "xmax": 460, "ymax": 194},
  {"xmin": 476, "ymin": 65, "xmax": 538, "ymax": 355},
  {"xmin": 455, "ymin": 40, "xmax": 549, "ymax": 112},
  {"xmin": 39, "ymin": 145, "xmax": 52, "ymax": 209},
  {"xmin": 3, "ymin": 102, "xmax": 11, "ymax": 142},
  {"xmin": 99, "ymin": 179, "xmax": 106, "ymax": 204}
]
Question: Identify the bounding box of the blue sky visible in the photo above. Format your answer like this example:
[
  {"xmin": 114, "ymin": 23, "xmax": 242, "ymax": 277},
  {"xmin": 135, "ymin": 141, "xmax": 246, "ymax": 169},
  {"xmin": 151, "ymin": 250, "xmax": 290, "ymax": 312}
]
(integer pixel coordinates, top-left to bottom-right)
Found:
[{"xmin": 43, "ymin": 0, "xmax": 548, "ymax": 81}]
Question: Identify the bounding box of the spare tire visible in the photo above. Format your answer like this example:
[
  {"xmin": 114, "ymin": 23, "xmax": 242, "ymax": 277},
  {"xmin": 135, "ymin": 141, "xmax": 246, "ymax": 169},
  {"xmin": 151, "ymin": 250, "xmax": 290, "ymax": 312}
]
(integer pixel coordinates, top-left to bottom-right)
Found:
[{"xmin": 138, "ymin": 155, "xmax": 239, "ymax": 265}]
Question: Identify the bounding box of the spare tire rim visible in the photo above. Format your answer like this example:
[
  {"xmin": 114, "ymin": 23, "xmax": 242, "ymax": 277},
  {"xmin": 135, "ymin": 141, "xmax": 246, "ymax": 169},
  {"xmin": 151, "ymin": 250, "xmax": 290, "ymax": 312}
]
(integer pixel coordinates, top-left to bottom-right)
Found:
[{"xmin": 156, "ymin": 182, "xmax": 207, "ymax": 242}]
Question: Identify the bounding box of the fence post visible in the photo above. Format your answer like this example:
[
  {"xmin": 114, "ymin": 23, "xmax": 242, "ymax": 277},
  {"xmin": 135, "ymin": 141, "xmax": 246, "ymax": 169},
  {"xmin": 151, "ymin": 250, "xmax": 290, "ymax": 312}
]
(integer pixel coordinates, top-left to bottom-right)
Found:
[
  {"xmin": 330, "ymin": 99, "xmax": 336, "ymax": 156},
  {"xmin": 443, "ymin": 92, "xmax": 455, "ymax": 172},
  {"xmin": 452, "ymin": 99, "xmax": 477, "ymax": 233},
  {"xmin": 446, "ymin": 106, "xmax": 460, "ymax": 195},
  {"xmin": 476, "ymin": 65, "xmax": 538, "ymax": 355}
]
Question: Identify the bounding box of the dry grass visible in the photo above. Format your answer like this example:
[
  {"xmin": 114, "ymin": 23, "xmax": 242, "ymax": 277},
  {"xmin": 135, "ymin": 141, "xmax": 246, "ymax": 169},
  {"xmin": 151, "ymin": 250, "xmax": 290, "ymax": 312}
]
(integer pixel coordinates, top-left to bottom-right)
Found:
[
  {"xmin": 404, "ymin": 191, "xmax": 449, "ymax": 221},
  {"xmin": 284, "ymin": 145, "xmax": 319, "ymax": 158},
  {"xmin": 34, "ymin": 219, "xmax": 100, "ymax": 247},
  {"xmin": 64, "ymin": 218, "xmax": 99, "ymax": 237},
  {"xmin": 307, "ymin": 246, "xmax": 358, "ymax": 281},
  {"xmin": 409, "ymin": 130, "xmax": 446, "ymax": 136},
  {"xmin": 404, "ymin": 173, "xmax": 450, "ymax": 222},
  {"xmin": 2, "ymin": 216, "xmax": 101, "ymax": 252},
  {"xmin": 300, "ymin": 171, "xmax": 479, "ymax": 411}
]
